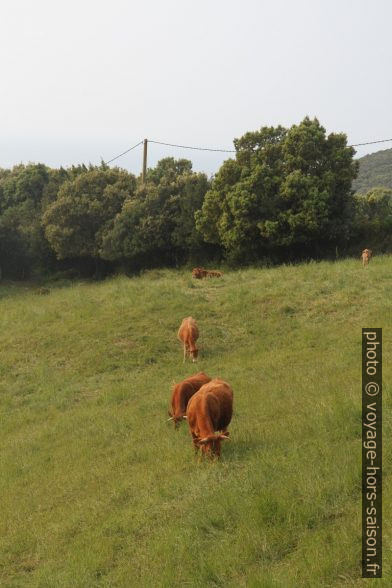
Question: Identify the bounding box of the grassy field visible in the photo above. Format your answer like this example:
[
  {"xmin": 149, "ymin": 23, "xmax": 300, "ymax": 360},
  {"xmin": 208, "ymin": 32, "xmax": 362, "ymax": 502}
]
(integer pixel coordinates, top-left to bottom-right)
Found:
[{"xmin": 0, "ymin": 257, "xmax": 391, "ymax": 587}]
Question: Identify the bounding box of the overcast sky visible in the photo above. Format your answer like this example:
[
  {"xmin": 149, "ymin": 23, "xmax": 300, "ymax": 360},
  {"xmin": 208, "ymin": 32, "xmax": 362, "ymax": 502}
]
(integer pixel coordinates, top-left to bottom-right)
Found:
[{"xmin": 1, "ymin": 0, "xmax": 391, "ymax": 176}]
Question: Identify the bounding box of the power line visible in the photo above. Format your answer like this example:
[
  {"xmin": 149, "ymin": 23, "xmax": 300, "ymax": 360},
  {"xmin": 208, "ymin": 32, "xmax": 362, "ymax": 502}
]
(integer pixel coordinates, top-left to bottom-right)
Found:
[
  {"xmin": 148, "ymin": 139, "xmax": 236, "ymax": 153},
  {"xmin": 104, "ymin": 140, "xmax": 143, "ymax": 165},
  {"xmin": 103, "ymin": 136, "xmax": 392, "ymax": 166},
  {"xmin": 349, "ymin": 138, "xmax": 392, "ymax": 147},
  {"xmin": 150, "ymin": 137, "xmax": 392, "ymax": 151}
]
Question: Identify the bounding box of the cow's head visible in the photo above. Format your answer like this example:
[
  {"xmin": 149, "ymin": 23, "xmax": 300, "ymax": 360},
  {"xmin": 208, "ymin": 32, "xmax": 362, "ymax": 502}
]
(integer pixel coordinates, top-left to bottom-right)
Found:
[
  {"xmin": 198, "ymin": 433, "xmax": 229, "ymax": 457},
  {"xmin": 192, "ymin": 268, "xmax": 204, "ymax": 279},
  {"xmin": 167, "ymin": 411, "xmax": 187, "ymax": 429},
  {"xmin": 362, "ymin": 249, "xmax": 371, "ymax": 264},
  {"xmin": 190, "ymin": 346, "xmax": 198, "ymax": 362}
]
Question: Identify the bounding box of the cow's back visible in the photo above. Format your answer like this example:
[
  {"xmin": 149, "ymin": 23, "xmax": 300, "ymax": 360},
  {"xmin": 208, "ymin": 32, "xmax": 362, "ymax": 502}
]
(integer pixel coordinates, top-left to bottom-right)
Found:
[
  {"xmin": 206, "ymin": 379, "xmax": 233, "ymax": 431},
  {"xmin": 188, "ymin": 318, "xmax": 199, "ymax": 342},
  {"xmin": 171, "ymin": 372, "xmax": 210, "ymax": 416},
  {"xmin": 187, "ymin": 378, "xmax": 233, "ymax": 434},
  {"xmin": 186, "ymin": 371, "xmax": 210, "ymax": 391},
  {"xmin": 178, "ymin": 317, "xmax": 198, "ymax": 342}
]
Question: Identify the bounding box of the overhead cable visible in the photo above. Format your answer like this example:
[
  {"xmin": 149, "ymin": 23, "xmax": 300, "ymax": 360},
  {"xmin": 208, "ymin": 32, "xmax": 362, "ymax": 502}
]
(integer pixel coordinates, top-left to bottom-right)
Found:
[
  {"xmin": 104, "ymin": 140, "xmax": 143, "ymax": 164},
  {"xmin": 103, "ymin": 136, "xmax": 392, "ymax": 165}
]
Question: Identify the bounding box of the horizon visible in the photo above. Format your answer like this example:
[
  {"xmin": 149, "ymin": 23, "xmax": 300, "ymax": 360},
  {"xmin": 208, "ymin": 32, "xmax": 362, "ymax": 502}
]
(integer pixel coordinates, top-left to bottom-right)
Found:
[
  {"xmin": 1, "ymin": 0, "xmax": 391, "ymax": 176},
  {"xmin": 1, "ymin": 137, "xmax": 391, "ymax": 178}
]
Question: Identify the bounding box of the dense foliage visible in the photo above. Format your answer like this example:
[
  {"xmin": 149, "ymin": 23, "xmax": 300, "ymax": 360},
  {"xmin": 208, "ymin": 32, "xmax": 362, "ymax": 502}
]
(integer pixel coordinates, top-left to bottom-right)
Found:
[
  {"xmin": 0, "ymin": 118, "xmax": 390, "ymax": 279},
  {"xmin": 196, "ymin": 118, "xmax": 358, "ymax": 262},
  {"xmin": 0, "ymin": 164, "xmax": 55, "ymax": 278},
  {"xmin": 353, "ymin": 148, "xmax": 392, "ymax": 193},
  {"xmin": 351, "ymin": 187, "xmax": 392, "ymax": 252},
  {"xmin": 100, "ymin": 158, "xmax": 213, "ymax": 269},
  {"xmin": 42, "ymin": 166, "xmax": 136, "ymax": 274}
]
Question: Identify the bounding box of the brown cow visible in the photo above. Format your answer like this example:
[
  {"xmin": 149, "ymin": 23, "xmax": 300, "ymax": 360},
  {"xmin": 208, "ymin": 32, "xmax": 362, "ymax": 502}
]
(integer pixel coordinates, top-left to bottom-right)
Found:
[
  {"xmin": 192, "ymin": 267, "xmax": 222, "ymax": 279},
  {"xmin": 178, "ymin": 317, "xmax": 199, "ymax": 362},
  {"xmin": 186, "ymin": 378, "xmax": 233, "ymax": 457},
  {"xmin": 205, "ymin": 270, "xmax": 222, "ymax": 278},
  {"xmin": 192, "ymin": 267, "xmax": 207, "ymax": 279},
  {"xmin": 167, "ymin": 372, "xmax": 211, "ymax": 429},
  {"xmin": 361, "ymin": 249, "xmax": 372, "ymax": 266}
]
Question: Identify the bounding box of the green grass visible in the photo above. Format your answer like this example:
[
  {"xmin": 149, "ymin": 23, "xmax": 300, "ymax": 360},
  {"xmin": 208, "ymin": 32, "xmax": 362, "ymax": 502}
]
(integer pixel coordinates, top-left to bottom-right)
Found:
[{"xmin": 0, "ymin": 258, "xmax": 391, "ymax": 587}]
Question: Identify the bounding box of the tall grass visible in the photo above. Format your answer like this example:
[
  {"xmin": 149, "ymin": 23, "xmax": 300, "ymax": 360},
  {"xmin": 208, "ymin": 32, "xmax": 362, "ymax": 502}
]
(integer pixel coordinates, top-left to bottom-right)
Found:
[{"xmin": 0, "ymin": 257, "xmax": 391, "ymax": 587}]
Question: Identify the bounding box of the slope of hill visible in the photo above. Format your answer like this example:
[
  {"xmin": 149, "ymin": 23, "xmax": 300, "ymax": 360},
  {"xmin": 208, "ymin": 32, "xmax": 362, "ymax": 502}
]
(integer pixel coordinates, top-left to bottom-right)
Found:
[
  {"xmin": 0, "ymin": 260, "xmax": 391, "ymax": 587},
  {"xmin": 353, "ymin": 148, "xmax": 392, "ymax": 193}
]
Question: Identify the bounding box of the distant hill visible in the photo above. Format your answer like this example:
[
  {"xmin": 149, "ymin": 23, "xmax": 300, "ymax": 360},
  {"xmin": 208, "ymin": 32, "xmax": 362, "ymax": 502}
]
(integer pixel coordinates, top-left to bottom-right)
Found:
[{"xmin": 353, "ymin": 147, "xmax": 392, "ymax": 193}]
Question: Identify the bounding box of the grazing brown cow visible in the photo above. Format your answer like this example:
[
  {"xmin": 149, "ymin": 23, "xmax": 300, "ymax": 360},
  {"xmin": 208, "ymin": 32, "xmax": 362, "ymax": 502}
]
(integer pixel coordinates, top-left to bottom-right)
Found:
[
  {"xmin": 178, "ymin": 317, "xmax": 199, "ymax": 362},
  {"xmin": 186, "ymin": 378, "xmax": 233, "ymax": 457},
  {"xmin": 361, "ymin": 249, "xmax": 372, "ymax": 266},
  {"xmin": 167, "ymin": 372, "xmax": 211, "ymax": 429},
  {"xmin": 192, "ymin": 267, "xmax": 222, "ymax": 279},
  {"xmin": 192, "ymin": 267, "xmax": 208, "ymax": 279}
]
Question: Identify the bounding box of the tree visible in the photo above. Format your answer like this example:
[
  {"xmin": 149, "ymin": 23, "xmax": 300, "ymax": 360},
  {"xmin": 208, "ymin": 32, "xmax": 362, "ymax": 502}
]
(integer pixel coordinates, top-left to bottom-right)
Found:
[
  {"xmin": 196, "ymin": 118, "xmax": 358, "ymax": 262},
  {"xmin": 101, "ymin": 158, "xmax": 211, "ymax": 268},
  {"xmin": 42, "ymin": 168, "xmax": 136, "ymax": 270},
  {"xmin": 0, "ymin": 163, "xmax": 55, "ymax": 278},
  {"xmin": 352, "ymin": 187, "xmax": 392, "ymax": 251},
  {"xmin": 0, "ymin": 163, "xmax": 49, "ymax": 211},
  {"xmin": 0, "ymin": 208, "xmax": 30, "ymax": 278}
]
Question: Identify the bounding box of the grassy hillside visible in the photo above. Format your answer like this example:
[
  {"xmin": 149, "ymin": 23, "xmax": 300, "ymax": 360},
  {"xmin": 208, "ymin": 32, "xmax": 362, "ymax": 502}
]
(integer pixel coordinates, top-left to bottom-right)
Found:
[
  {"xmin": 0, "ymin": 259, "xmax": 391, "ymax": 587},
  {"xmin": 353, "ymin": 148, "xmax": 392, "ymax": 193}
]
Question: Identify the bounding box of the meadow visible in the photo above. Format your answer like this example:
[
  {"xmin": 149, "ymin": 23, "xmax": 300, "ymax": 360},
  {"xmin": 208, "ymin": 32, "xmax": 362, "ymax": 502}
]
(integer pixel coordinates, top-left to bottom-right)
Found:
[{"xmin": 0, "ymin": 257, "xmax": 391, "ymax": 587}]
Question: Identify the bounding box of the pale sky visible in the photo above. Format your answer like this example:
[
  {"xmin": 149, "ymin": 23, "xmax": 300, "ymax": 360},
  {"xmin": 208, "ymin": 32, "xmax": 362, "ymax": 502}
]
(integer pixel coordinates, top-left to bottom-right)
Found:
[{"xmin": 1, "ymin": 0, "xmax": 391, "ymax": 176}]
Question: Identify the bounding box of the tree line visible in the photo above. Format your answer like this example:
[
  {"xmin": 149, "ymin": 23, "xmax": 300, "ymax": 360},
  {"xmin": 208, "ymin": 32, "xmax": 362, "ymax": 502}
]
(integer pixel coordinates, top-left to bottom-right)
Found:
[{"xmin": 1, "ymin": 117, "xmax": 391, "ymax": 280}]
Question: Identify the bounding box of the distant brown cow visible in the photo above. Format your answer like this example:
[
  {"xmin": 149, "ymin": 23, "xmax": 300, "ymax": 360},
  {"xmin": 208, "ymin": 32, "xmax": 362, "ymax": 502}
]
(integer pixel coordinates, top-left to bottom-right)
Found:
[
  {"xmin": 178, "ymin": 317, "xmax": 199, "ymax": 362},
  {"xmin": 192, "ymin": 267, "xmax": 222, "ymax": 279},
  {"xmin": 167, "ymin": 372, "xmax": 211, "ymax": 429},
  {"xmin": 192, "ymin": 267, "xmax": 207, "ymax": 279},
  {"xmin": 361, "ymin": 249, "xmax": 372, "ymax": 266},
  {"xmin": 205, "ymin": 270, "xmax": 222, "ymax": 278},
  {"xmin": 186, "ymin": 378, "xmax": 233, "ymax": 457}
]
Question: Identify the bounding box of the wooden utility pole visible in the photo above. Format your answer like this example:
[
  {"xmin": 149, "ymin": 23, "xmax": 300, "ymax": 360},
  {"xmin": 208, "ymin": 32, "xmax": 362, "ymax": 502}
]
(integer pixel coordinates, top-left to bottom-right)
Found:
[{"xmin": 142, "ymin": 138, "xmax": 148, "ymax": 183}]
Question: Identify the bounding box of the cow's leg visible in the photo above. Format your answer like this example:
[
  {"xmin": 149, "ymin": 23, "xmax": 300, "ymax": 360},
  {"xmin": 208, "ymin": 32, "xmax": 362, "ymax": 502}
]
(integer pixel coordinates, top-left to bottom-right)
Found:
[
  {"xmin": 183, "ymin": 343, "xmax": 187, "ymax": 363},
  {"xmin": 192, "ymin": 433, "xmax": 200, "ymax": 455}
]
